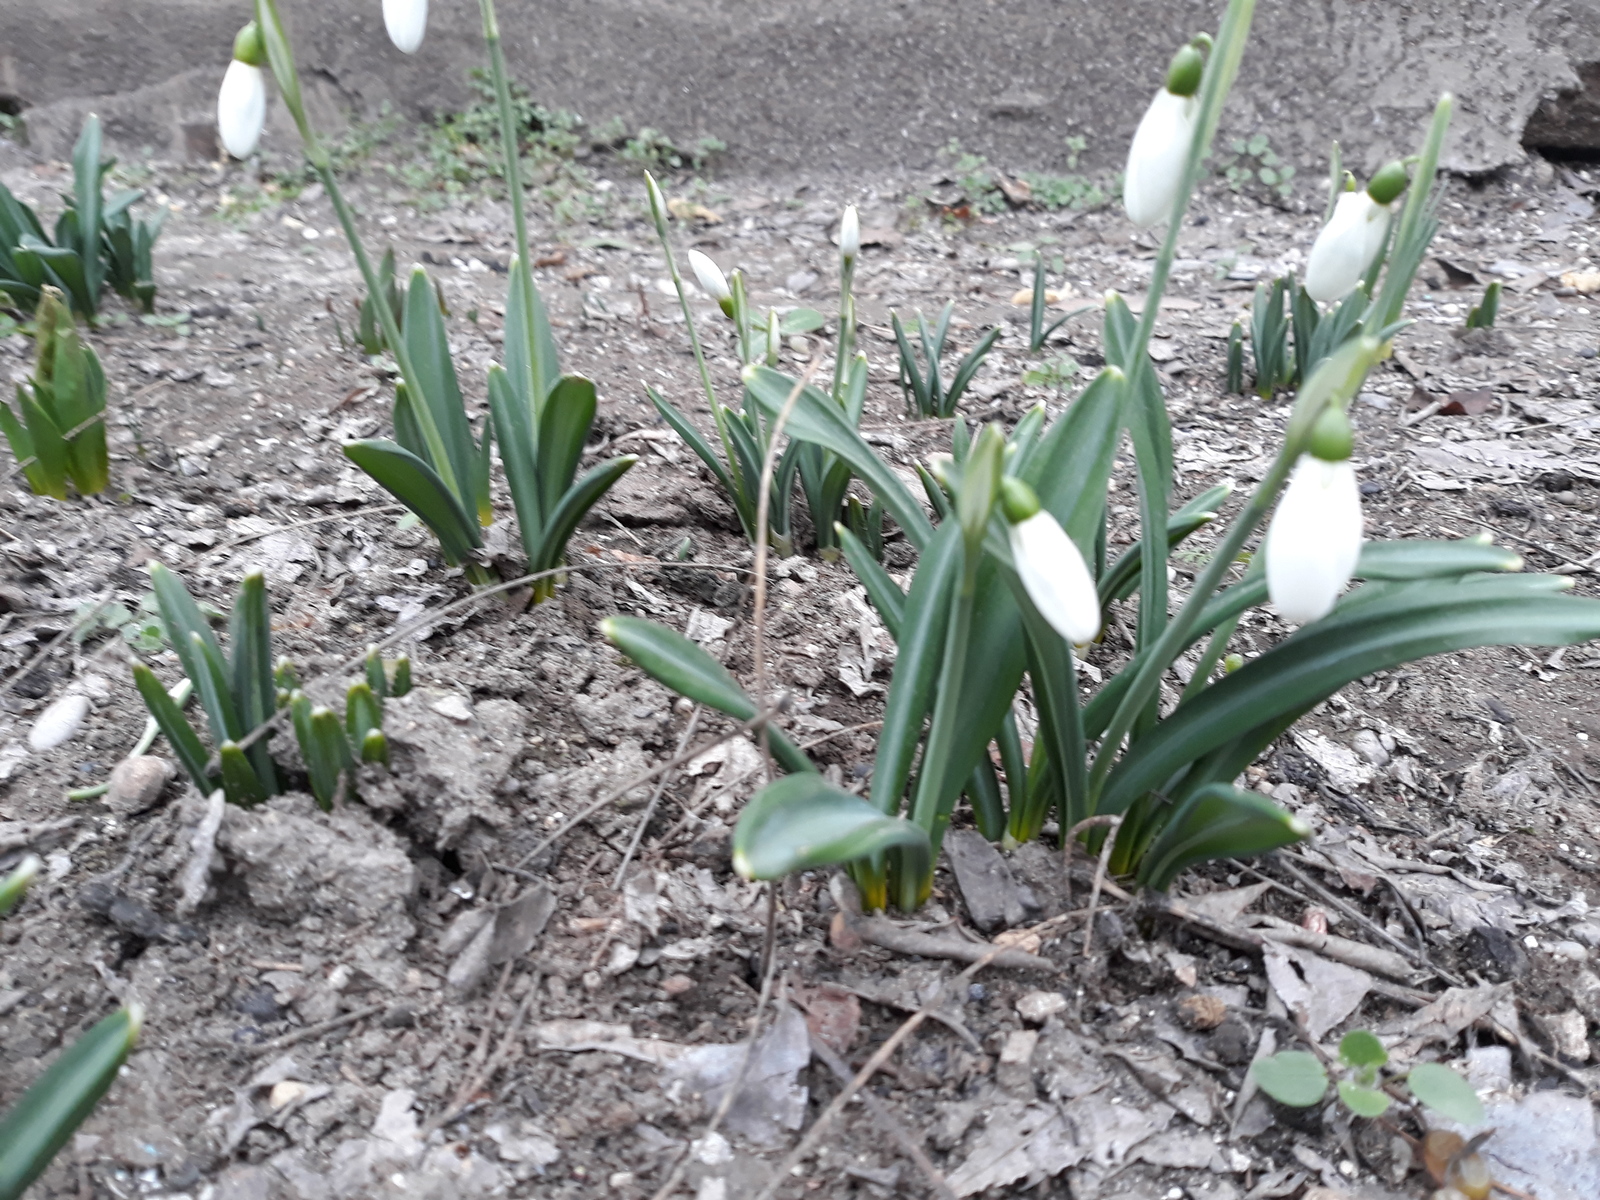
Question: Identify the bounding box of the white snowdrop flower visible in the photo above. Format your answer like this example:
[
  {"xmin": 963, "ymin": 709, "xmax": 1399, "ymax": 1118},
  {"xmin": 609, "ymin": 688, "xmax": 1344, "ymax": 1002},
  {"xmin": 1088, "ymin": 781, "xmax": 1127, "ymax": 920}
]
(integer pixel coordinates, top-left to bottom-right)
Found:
[
  {"xmin": 1123, "ymin": 89, "xmax": 1198, "ymax": 229},
  {"xmin": 1009, "ymin": 511, "xmax": 1102, "ymax": 646},
  {"xmin": 217, "ymin": 59, "xmax": 267, "ymax": 160},
  {"xmin": 1122, "ymin": 45, "xmax": 1203, "ymax": 230},
  {"xmin": 686, "ymin": 250, "xmax": 731, "ymax": 302},
  {"xmin": 1265, "ymin": 454, "xmax": 1364, "ymax": 625},
  {"xmin": 839, "ymin": 205, "xmax": 860, "ymax": 262},
  {"xmin": 383, "ymin": 0, "xmax": 429, "ymax": 54},
  {"xmin": 1304, "ymin": 190, "xmax": 1389, "ymax": 304}
]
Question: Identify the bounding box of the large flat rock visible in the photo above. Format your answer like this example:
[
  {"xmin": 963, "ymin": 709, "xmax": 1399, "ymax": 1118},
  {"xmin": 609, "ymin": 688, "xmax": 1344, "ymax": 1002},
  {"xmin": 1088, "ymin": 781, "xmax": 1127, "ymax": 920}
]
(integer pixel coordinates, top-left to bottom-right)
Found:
[{"xmin": 2, "ymin": 1, "xmax": 1597, "ymax": 173}]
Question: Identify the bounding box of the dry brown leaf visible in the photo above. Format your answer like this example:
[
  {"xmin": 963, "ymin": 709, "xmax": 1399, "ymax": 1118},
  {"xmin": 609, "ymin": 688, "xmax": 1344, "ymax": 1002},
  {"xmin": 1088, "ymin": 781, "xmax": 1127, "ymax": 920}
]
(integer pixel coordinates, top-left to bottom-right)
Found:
[
  {"xmin": 1560, "ymin": 269, "xmax": 1600, "ymax": 294},
  {"xmin": 666, "ymin": 197, "xmax": 722, "ymax": 223}
]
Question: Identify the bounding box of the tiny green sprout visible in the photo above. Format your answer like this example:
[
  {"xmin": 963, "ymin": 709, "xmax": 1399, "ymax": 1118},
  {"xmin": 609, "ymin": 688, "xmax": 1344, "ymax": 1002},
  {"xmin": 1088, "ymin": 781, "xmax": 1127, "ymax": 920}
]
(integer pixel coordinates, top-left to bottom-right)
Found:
[
  {"xmin": 1252, "ymin": 1030, "xmax": 1483, "ymax": 1129},
  {"xmin": 1222, "ymin": 652, "xmax": 1245, "ymax": 673},
  {"xmin": 1465, "ymin": 280, "xmax": 1501, "ymax": 330},
  {"xmin": 0, "ymin": 854, "xmax": 42, "ymax": 917},
  {"xmin": 1225, "ymin": 321, "xmax": 1245, "ymax": 393}
]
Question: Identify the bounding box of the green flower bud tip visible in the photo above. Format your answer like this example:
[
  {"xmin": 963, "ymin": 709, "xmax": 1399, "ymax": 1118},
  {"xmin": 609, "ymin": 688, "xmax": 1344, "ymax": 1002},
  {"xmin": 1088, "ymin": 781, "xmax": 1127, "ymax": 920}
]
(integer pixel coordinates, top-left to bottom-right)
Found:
[
  {"xmin": 1222, "ymin": 653, "xmax": 1245, "ymax": 673},
  {"xmin": 233, "ymin": 21, "xmax": 267, "ymax": 67},
  {"xmin": 1365, "ymin": 161, "xmax": 1409, "ymax": 206},
  {"xmin": 1307, "ymin": 404, "xmax": 1355, "ymax": 462},
  {"xmin": 1166, "ymin": 45, "xmax": 1205, "ymax": 97},
  {"xmin": 999, "ymin": 476, "xmax": 1041, "ymax": 524}
]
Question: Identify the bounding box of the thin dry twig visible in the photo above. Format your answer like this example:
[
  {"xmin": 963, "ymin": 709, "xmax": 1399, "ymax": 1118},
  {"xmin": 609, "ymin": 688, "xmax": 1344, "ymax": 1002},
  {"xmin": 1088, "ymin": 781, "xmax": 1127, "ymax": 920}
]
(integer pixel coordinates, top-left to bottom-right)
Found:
[
  {"xmin": 806, "ymin": 1030, "xmax": 957, "ymax": 1200},
  {"xmin": 0, "ymin": 589, "xmax": 114, "ymax": 698},
  {"xmin": 242, "ymin": 1002, "xmax": 387, "ymax": 1058},
  {"xmin": 512, "ymin": 700, "xmax": 787, "ymax": 872},
  {"xmin": 750, "ymin": 941, "xmax": 1016, "ymax": 1200},
  {"xmin": 648, "ymin": 884, "xmax": 782, "ymax": 1200},
  {"xmin": 1059, "ymin": 813, "xmax": 1121, "ymax": 910},
  {"xmin": 1081, "ymin": 814, "xmax": 1121, "ymax": 956},
  {"xmin": 613, "ymin": 707, "xmax": 701, "ymax": 889},
  {"xmin": 429, "ymin": 965, "xmax": 540, "ymax": 1133}
]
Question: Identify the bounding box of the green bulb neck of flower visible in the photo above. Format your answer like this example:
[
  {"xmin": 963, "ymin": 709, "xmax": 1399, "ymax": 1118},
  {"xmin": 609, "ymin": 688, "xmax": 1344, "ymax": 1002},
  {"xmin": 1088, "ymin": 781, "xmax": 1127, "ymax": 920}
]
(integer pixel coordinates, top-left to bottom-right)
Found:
[
  {"xmin": 1341, "ymin": 170, "xmax": 1357, "ymax": 193},
  {"xmin": 1366, "ymin": 160, "xmax": 1409, "ymax": 206},
  {"xmin": 1166, "ymin": 44, "xmax": 1205, "ymax": 97},
  {"xmin": 1307, "ymin": 404, "xmax": 1354, "ymax": 462},
  {"xmin": 233, "ymin": 21, "xmax": 267, "ymax": 66},
  {"xmin": 999, "ymin": 476, "xmax": 1041, "ymax": 524}
]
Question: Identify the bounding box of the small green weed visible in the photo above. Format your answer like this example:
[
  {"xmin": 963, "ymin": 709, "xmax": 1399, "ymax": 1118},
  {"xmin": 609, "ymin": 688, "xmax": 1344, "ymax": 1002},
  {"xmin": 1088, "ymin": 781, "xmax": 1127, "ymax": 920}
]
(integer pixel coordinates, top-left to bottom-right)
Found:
[
  {"xmin": 1217, "ymin": 132, "xmax": 1296, "ymax": 202},
  {"xmin": 934, "ymin": 139, "xmax": 1107, "ymax": 217}
]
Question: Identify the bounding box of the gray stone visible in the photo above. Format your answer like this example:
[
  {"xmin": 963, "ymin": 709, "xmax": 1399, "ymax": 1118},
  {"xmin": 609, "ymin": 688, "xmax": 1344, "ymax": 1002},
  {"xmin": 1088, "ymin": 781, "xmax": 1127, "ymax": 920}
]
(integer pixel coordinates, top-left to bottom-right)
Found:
[
  {"xmin": 105, "ymin": 755, "xmax": 174, "ymax": 813},
  {"xmin": 944, "ymin": 829, "xmax": 1039, "ymax": 932}
]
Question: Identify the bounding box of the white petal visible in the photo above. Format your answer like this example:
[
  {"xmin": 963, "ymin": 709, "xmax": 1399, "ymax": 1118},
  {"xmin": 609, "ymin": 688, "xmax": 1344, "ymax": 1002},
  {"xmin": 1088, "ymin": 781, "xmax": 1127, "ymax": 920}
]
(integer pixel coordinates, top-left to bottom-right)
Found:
[
  {"xmin": 29, "ymin": 693, "xmax": 90, "ymax": 752},
  {"xmin": 383, "ymin": 0, "xmax": 428, "ymax": 54},
  {"xmin": 1305, "ymin": 192, "xmax": 1380, "ymax": 303},
  {"xmin": 217, "ymin": 61, "xmax": 266, "ymax": 160},
  {"xmin": 1123, "ymin": 90, "xmax": 1197, "ymax": 229},
  {"xmin": 687, "ymin": 250, "xmax": 730, "ymax": 300},
  {"xmin": 1265, "ymin": 455, "xmax": 1364, "ymax": 624},
  {"xmin": 839, "ymin": 205, "xmax": 860, "ymax": 260},
  {"xmin": 1010, "ymin": 513, "xmax": 1101, "ymax": 645}
]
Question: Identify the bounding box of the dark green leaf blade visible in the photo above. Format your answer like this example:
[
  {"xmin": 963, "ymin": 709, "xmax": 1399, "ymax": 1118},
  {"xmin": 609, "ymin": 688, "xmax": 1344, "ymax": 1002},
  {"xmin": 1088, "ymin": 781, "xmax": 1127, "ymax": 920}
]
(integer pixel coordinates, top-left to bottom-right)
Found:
[
  {"xmin": 536, "ymin": 375, "xmax": 598, "ymax": 517},
  {"xmin": 0, "ymin": 1005, "xmax": 140, "ymax": 1200},
  {"xmin": 342, "ymin": 439, "xmax": 482, "ymax": 565},
  {"xmin": 733, "ymin": 774, "xmax": 930, "ymax": 880},
  {"xmin": 1135, "ymin": 784, "xmax": 1310, "ymax": 891},
  {"xmin": 131, "ymin": 664, "xmax": 214, "ymax": 793}
]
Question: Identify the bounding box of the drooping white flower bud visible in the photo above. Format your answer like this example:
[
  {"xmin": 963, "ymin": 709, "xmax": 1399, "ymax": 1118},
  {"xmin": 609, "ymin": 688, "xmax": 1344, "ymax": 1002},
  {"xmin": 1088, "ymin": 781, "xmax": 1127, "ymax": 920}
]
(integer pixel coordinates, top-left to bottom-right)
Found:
[
  {"xmin": 687, "ymin": 250, "xmax": 734, "ymax": 318},
  {"xmin": 839, "ymin": 205, "xmax": 860, "ymax": 263},
  {"xmin": 1123, "ymin": 89, "xmax": 1200, "ymax": 229},
  {"xmin": 1304, "ymin": 189, "xmax": 1390, "ymax": 304},
  {"xmin": 1002, "ymin": 479, "xmax": 1101, "ymax": 645},
  {"xmin": 1264, "ymin": 453, "xmax": 1364, "ymax": 624},
  {"xmin": 383, "ymin": 0, "xmax": 428, "ymax": 54},
  {"xmin": 217, "ymin": 59, "xmax": 267, "ymax": 160}
]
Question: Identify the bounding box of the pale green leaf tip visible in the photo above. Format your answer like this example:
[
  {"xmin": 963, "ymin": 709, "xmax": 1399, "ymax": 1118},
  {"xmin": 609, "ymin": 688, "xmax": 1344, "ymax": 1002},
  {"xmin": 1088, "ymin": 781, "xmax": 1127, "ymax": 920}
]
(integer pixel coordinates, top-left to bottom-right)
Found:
[
  {"xmin": 125, "ymin": 1001, "xmax": 145, "ymax": 1041},
  {"xmin": 732, "ymin": 849, "xmax": 754, "ymax": 880},
  {"xmin": 8, "ymin": 853, "xmax": 41, "ymax": 889},
  {"xmin": 740, "ymin": 363, "xmax": 759, "ymax": 384}
]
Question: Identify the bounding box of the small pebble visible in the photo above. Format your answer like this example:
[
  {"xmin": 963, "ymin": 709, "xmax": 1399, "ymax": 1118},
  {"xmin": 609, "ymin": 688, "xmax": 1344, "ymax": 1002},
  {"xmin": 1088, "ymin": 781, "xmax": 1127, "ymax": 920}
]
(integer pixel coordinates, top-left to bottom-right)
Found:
[
  {"xmin": 660, "ymin": 974, "xmax": 696, "ymax": 997},
  {"xmin": 28, "ymin": 694, "xmax": 90, "ymax": 752},
  {"xmin": 1015, "ymin": 990, "xmax": 1068, "ymax": 1025},
  {"xmin": 269, "ymin": 1080, "xmax": 308, "ymax": 1109},
  {"xmin": 106, "ymin": 756, "xmax": 175, "ymax": 811}
]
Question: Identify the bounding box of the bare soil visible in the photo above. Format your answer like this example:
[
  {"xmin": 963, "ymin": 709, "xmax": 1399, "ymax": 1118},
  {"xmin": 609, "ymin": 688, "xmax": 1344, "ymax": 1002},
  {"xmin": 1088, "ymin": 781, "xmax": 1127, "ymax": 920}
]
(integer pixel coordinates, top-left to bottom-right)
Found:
[{"xmin": 2, "ymin": 145, "xmax": 1599, "ymax": 1200}]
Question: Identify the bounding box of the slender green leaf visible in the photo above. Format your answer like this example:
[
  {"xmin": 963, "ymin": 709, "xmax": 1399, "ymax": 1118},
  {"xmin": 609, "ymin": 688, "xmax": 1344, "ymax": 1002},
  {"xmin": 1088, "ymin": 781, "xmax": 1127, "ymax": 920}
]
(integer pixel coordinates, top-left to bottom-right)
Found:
[
  {"xmin": 870, "ymin": 522, "xmax": 961, "ymax": 815},
  {"xmin": 187, "ymin": 630, "xmax": 244, "ymax": 748},
  {"xmin": 838, "ymin": 523, "xmax": 906, "ymax": 638},
  {"xmin": 303, "ymin": 705, "xmax": 353, "ymax": 811},
  {"xmin": 743, "ymin": 366, "xmax": 933, "ymax": 548},
  {"xmin": 733, "ymin": 773, "xmax": 930, "ymax": 881},
  {"xmin": 132, "ymin": 664, "xmax": 214, "ymax": 792},
  {"xmin": 219, "ymin": 740, "xmax": 270, "ymax": 807},
  {"xmin": 1102, "ymin": 576, "xmax": 1600, "ymax": 820},
  {"xmin": 942, "ymin": 326, "xmax": 1000, "ymax": 416},
  {"xmin": 343, "ymin": 439, "xmax": 482, "ymax": 565},
  {"xmin": 1021, "ymin": 367, "xmax": 1124, "ymax": 552},
  {"xmin": 537, "ymin": 376, "xmax": 597, "ymax": 516},
  {"xmin": 0, "ymin": 855, "xmax": 40, "ymax": 918},
  {"xmin": 1355, "ymin": 535, "xmax": 1520, "ymax": 580},
  {"xmin": 1135, "ymin": 784, "xmax": 1311, "ymax": 891},
  {"xmin": 346, "ymin": 682, "xmax": 384, "ymax": 748},
  {"xmin": 0, "ymin": 1005, "xmax": 141, "ymax": 1200},
  {"xmin": 488, "ymin": 365, "xmax": 546, "ymax": 556},
  {"xmin": 148, "ymin": 562, "xmax": 225, "ymax": 692},
  {"xmin": 599, "ymin": 616, "xmax": 814, "ymax": 775},
  {"xmin": 360, "ymin": 728, "xmax": 390, "ymax": 766},
  {"xmin": 17, "ymin": 389, "xmax": 68, "ymax": 499},
  {"xmin": 1099, "ymin": 482, "xmax": 1232, "ymax": 604},
  {"xmin": 1250, "ymin": 1051, "xmax": 1328, "ymax": 1108},
  {"xmin": 389, "ymin": 655, "xmax": 412, "ymax": 697},
  {"xmin": 228, "ymin": 571, "xmax": 278, "ymax": 794},
  {"xmin": 528, "ymin": 455, "xmax": 636, "ymax": 575},
  {"xmin": 71, "ymin": 114, "xmax": 103, "ymax": 308},
  {"xmin": 647, "ymin": 387, "xmax": 741, "ymax": 521},
  {"xmin": 401, "ymin": 267, "xmax": 475, "ymax": 506}
]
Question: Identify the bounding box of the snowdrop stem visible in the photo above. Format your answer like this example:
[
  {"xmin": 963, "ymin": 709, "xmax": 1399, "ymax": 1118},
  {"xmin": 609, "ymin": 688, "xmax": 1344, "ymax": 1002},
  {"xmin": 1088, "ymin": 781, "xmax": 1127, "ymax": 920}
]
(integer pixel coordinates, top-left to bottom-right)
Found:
[
  {"xmin": 832, "ymin": 258, "xmax": 857, "ymax": 404},
  {"xmin": 253, "ymin": 0, "xmax": 459, "ymax": 498},
  {"xmin": 1372, "ymin": 94, "xmax": 1453, "ymax": 331},
  {"xmin": 476, "ymin": 0, "xmax": 535, "ymax": 304},
  {"xmin": 645, "ymin": 174, "xmax": 719, "ymax": 413},
  {"xmin": 1126, "ymin": 0, "xmax": 1256, "ymax": 373},
  {"xmin": 1087, "ymin": 332, "xmax": 1378, "ymax": 805}
]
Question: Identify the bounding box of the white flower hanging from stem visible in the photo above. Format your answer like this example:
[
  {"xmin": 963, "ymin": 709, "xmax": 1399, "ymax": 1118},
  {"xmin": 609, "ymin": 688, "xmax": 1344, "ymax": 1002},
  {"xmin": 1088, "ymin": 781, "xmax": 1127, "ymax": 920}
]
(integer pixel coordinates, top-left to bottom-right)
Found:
[
  {"xmin": 1264, "ymin": 407, "xmax": 1364, "ymax": 624},
  {"xmin": 1002, "ymin": 479, "xmax": 1102, "ymax": 646},
  {"xmin": 217, "ymin": 23, "xmax": 268, "ymax": 160},
  {"xmin": 1304, "ymin": 161, "xmax": 1409, "ymax": 303},
  {"xmin": 383, "ymin": 0, "xmax": 429, "ymax": 54},
  {"xmin": 1123, "ymin": 42, "xmax": 1206, "ymax": 229}
]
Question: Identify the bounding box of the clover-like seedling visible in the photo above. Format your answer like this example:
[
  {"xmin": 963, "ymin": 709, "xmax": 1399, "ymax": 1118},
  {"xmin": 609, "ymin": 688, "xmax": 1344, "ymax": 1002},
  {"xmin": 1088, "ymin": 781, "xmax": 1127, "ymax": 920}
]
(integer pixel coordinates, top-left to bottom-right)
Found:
[{"xmin": 1251, "ymin": 1030, "xmax": 1485, "ymax": 1128}]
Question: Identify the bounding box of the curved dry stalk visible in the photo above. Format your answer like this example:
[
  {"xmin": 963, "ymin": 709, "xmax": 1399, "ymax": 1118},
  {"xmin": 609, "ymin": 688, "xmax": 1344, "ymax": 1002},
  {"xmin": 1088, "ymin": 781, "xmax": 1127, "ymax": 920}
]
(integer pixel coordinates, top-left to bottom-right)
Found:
[{"xmin": 613, "ymin": 707, "xmax": 700, "ymax": 889}]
